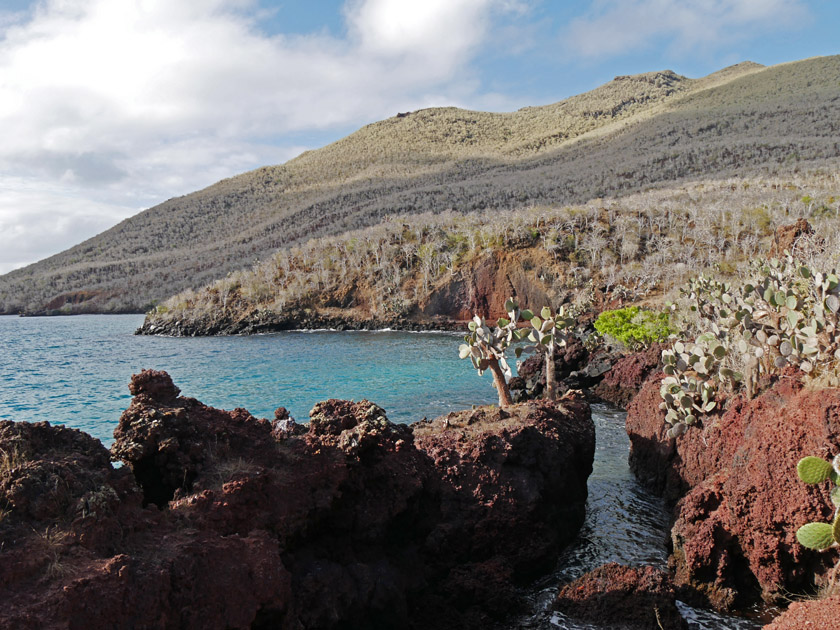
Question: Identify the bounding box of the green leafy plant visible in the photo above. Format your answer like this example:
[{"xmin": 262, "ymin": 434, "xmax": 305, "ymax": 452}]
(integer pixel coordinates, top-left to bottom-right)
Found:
[
  {"xmin": 795, "ymin": 455, "xmax": 840, "ymax": 550},
  {"xmin": 594, "ymin": 306, "xmax": 675, "ymax": 350}
]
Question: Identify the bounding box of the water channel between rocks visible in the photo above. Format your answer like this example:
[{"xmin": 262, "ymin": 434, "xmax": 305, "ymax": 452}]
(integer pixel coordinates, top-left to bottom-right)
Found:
[{"xmin": 515, "ymin": 403, "xmax": 763, "ymax": 630}]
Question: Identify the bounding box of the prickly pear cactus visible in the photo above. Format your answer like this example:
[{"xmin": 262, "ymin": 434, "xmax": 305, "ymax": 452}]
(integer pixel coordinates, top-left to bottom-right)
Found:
[
  {"xmin": 514, "ymin": 304, "xmax": 576, "ymax": 401},
  {"xmin": 662, "ymin": 252, "xmax": 840, "ymax": 438},
  {"xmin": 458, "ymin": 297, "xmax": 523, "ymax": 406},
  {"xmin": 795, "ymin": 454, "xmax": 840, "ymax": 550}
]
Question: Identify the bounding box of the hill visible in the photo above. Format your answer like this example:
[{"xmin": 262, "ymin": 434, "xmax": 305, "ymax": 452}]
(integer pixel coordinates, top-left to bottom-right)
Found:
[{"xmin": 1, "ymin": 55, "xmax": 839, "ymax": 315}]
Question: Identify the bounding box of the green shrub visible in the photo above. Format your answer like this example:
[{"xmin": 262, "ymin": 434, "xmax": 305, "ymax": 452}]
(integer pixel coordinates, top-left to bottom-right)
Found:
[{"xmin": 594, "ymin": 306, "xmax": 675, "ymax": 350}]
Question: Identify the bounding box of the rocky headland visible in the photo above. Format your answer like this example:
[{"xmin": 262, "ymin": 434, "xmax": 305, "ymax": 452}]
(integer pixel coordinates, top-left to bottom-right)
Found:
[{"xmin": 0, "ymin": 370, "xmax": 594, "ymax": 629}]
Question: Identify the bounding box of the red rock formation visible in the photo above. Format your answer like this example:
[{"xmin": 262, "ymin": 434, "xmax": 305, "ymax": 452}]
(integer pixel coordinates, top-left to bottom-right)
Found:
[
  {"xmin": 420, "ymin": 249, "xmax": 558, "ymax": 321},
  {"xmin": 0, "ymin": 370, "xmax": 595, "ymax": 630},
  {"xmin": 627, "ymin": 371, "xmax": 840, "ymax": 610},
  {"xmin": 414, "ymin": 395, "xmax": 595, "ymax": 586},
  {"xmin": 594, "ymin": 341, "xmax": 667, "ymax": 408},
  {"xmin": 553, "ymin": 563, "xmax": 688, "ymax": 630},
  {"xmin": 763, "ymin": 591, "xmax": 840, "ymax": 629},
  {"xmin": 769, "ymin": 218, "xmax": 814, "ymax": 257}
]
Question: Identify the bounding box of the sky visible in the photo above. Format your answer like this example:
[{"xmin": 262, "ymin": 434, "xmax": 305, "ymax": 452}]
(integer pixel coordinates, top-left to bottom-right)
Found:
[{"xmin": 0, "ymin": 0, "xmax": 836, "ymax": 275}]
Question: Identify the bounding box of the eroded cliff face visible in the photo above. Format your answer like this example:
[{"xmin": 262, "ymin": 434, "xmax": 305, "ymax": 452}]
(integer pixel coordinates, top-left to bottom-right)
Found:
[
  {"xmin": 137, "ymin": 247, "xmax": 580, "ymax": 336},
  {"xmin": 626, "ymin": 370, "xmax": 840, "ymax": 611},
  {"xmin": 0, "ymin": 370, "xmax": 594, "ymax": 630}
]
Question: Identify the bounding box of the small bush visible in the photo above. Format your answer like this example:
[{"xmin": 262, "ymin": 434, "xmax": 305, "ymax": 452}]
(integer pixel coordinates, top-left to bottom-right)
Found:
[{"xmin": 594, "ymin": 306, "xmax": 674, "ymax": 350}]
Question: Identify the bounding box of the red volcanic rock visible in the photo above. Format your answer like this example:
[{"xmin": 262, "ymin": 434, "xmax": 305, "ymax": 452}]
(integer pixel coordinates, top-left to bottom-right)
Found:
[
  {"xmin": 627, "ymin": 372, "xmax": 840, "ymax": 610},
  {"xmin": 414, "ymin": 393, "xmax": 594, "ymax": 590},
  {"xmin": 0, "ymin": 420, "xmax": 144, "ymax": 597},
  {"xmin": 1, "ymin": 371, "xmax": 595, "ymax": 630},
  {"xmin": 769, "ymin": 218, "xmax": 814, "ymax": 257},
  {"xmin": 763, "ymin": 591, "xmax": 840, "ymax": 629},
  {"xmin": 553, "ymin": 563, "xmax": 687, "ymax": 630},
  {"xmin": 419, "ymin": 249, "xmax": 559, "ymax": 321},
  {"xmin": 594, "ymin": 342, "xmax": 667, "ymax": 408},
  {"xmin": 127, "ymin": 368, "xmax": 181, "ymax": 403},
  {"xmin": 112, "ymin": 374, "xmax": 275, "ymax": 507}
]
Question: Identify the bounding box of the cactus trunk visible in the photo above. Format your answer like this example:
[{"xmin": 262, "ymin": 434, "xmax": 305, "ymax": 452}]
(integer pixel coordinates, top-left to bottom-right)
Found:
[
  {"xmin": 488, "ymin": 359, "xmax": 514, "ymax": 408},
  {"xmin": 545, "ymin": 346, "xmax": 557, "ymax": 401}
]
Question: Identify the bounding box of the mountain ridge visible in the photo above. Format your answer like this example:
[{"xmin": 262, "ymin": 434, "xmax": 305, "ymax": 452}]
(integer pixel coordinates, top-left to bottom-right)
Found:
[{"xmin": 1, "ymin": 55, "xmax": 837, "ymax": 315}]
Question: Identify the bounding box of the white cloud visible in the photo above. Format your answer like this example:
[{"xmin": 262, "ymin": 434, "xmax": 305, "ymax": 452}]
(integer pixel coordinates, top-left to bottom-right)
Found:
[
  {"xmin": 0, "ymin": 0, "xmax": 517, "ymax": 272},
  {"xmin": 564, "ymin": 0, "xmax": 810, "ymax": 59},
  {"xmin": 0, "ymin": 177, "xmax": 137, "ymax": 274}
]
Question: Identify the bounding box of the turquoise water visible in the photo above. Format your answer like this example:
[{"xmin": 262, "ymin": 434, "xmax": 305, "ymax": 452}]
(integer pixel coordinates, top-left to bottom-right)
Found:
[{"xmin": 0, "ymin": 315, "xmax": 499, "ymax": 446}]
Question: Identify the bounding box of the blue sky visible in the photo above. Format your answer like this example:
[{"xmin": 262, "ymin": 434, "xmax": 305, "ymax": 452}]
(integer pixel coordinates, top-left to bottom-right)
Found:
[{"xmin": 0, "ymin": 0, "xmax": 837, "ymax": 273}]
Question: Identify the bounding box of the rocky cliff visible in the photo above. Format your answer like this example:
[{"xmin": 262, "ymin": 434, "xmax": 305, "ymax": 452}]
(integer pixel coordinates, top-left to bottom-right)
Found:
[
  {"xmin": 0, "ymin": 370, "xmax": 595, "ymax": 629},
  {"xmin": 626, "ymin": 369, "xmax": 840, "ymax": 611}
]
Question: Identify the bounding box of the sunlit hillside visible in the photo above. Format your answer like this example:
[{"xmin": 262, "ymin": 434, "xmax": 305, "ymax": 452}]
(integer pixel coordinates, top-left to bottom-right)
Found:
[{"xmin": 1, "ymin": 55, "xmax": 838, "ymax": 315}]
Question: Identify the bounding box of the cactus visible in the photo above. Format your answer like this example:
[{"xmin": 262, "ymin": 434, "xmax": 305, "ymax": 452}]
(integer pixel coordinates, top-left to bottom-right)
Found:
[
  {"xmin": 458, "ymin": 298, "xmax": 523, "ymax": 408},
  {"xmin": 659, "ymin": 333, "xmax": 728, "ymax": 439},
  {"xmin": 795, "ymin": 454, "xmax": 840, "ymax": 550},
  {"xmin": 796, "ymin": 522, "xmax": 836, "ymax": 550},
  {"xmin": 797, "ymin": 456, "xmax": 835, "ymax": 484},
  {"xmin": 515, "ymin": 304, "xmax": 575, "ymax": 401},
  {"xmin": 663, "ymin": 252, "xmax": 840, "ymax": 438}
]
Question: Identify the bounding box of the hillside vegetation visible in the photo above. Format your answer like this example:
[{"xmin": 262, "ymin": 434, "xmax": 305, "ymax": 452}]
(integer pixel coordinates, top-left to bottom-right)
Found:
[
  {"xmin": 1, "ymin": 56, "xmax": 839, "ymax": 314},
  {"xmin": 139, "ymin": 168, "xmax": 840, "ymax": 335}
]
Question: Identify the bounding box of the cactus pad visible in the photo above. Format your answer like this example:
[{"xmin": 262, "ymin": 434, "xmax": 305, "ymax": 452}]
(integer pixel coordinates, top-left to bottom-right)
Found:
[
  {"xmin": 797, "ymin": 456, "xmax": 834, "ymax": 484},
  {"xmin": 796, "ymin": 522, "xmax": 835, "ymax": 550}
]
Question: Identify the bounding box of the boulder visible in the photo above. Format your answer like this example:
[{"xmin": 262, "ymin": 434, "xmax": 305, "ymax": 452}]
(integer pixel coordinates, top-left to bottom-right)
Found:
[
  {"xmin": 553, "ymin": 563, "xmax": 687, "ymax": 630},
  {"xmin": 594, "ymin": 341, "xmax": 667, "ymax": 408}
]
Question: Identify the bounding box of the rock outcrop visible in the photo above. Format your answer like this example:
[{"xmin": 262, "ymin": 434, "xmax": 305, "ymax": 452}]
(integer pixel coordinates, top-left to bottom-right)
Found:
[
  {"xmin": 553, "ymin": 563, "xmax": 687, "ymax": 630},
  {"xmin": 626, "ymin": 370, "xmax": 840, "ymax": 610},
  {"xmin": 511, "ymin": 336, "xmax": 591, "ymax": 400},
  {"xmin": 0, "ymin": 370, "xmax": 595, "ymax": 630},
  {"xmin": 763, "ymin": 590, "xmax": 840, "ymax": 629},
  {"xmin": 593, "ymin": 341, "xmax": 667, "ymax": 408},
  {"xmin": 769, "ymin": 218, "xmax": 814, "ymax": 257}
]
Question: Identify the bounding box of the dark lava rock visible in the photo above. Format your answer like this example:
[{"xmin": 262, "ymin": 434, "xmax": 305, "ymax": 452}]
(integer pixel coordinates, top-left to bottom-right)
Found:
[
  {"xmin": 627, "ymin": 370, "xmax": 840, "ymax": 610},
  {"xmin": 554, "ymin": 563, "xmax": 687, "ymax": 630},
  {"xmin": 594, "ymin": 342, "xmax": 667, "ymax": 408},
  {"xmin": 1, "ymin": 371, "xmax": 595, "ymax": 630}
]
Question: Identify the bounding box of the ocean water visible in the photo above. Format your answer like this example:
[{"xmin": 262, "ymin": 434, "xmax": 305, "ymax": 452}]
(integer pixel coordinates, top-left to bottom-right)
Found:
[{"xmin": 0, "ymin": 314, "xmax": 500, "ymax": 446}]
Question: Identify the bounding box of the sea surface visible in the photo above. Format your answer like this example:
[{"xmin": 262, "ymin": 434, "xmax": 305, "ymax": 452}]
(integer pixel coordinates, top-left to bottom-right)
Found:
[{"xmin": 0, "ymin": 314, "xmax": 499, "ymax": 446}]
